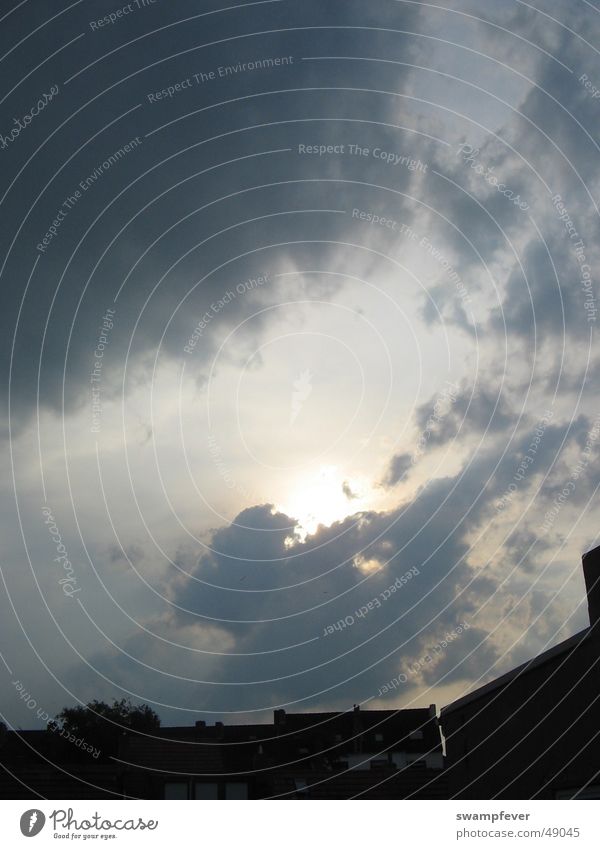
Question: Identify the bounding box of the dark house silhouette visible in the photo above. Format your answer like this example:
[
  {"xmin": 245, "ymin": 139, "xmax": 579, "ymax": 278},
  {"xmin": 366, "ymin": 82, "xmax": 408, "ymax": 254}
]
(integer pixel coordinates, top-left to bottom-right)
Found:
[
  {"xmin": 0, "ymin": 706, "xmax": 447, "ymax": 799},
  {"xmin": 0, "ymin": 727, "xmax": 120, "ymax": 799},
  {"xmin": 440, "ymin": 544, "xmax": 600, "ymax": 799}
]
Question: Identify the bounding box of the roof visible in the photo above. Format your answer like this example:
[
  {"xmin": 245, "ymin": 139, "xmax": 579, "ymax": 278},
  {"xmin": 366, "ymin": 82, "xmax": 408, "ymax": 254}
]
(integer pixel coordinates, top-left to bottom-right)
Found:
[
  {"xmin": 441, "ymin": 628, "xmax": 590, "ymax": 717},
  {"xmin": 116, "ymin": 707, "xmax": 442, "ymax": 776},
  {"xmin": 119, "ymin": 734, "xmax": 225, "ymax": 774}
]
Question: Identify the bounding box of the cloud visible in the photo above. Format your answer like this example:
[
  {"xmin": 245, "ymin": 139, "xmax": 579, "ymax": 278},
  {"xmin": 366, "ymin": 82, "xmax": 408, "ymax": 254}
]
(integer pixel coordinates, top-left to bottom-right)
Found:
[
  {"xmin": 128, "ymin": 431, "xmax": 576, "ymax": 716},
  {"xmin": 381, "ymin": 452, "xmax": 413, "ymax": 488},
  {"xmin": 342, "ymin": 480, "xmax": 359, "ymax": 500},
  {"xmin": 107, "ymin": 543, "xmax": 145, "ymax": 567}
]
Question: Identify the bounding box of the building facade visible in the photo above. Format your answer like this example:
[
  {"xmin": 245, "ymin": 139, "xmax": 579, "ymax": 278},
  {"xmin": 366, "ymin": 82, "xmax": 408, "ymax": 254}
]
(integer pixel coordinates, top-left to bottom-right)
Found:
[{"xmin": 0, "ymin": 705, "xmax": 446, "ymax": 799}]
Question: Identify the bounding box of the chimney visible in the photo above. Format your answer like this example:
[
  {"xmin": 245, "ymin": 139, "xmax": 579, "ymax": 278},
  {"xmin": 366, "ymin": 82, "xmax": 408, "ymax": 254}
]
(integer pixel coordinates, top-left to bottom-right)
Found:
[
  {"xmin": 352, "ymin": 705, "xmax": 363, "ymax": 751},
  {"xmin": 274, "ymin": 709, "xmax": 286, "ymax": 726},
  {"xmin": 195, "ymin": 720, "xmax": 206, "ymax": 728},
  {"xmin": 215, "ymin": 721, "xmax": 223, "ymax": 728},
  {"xmin": 582, "ymin": 545, "xmax": 600, "ymax": 629}
]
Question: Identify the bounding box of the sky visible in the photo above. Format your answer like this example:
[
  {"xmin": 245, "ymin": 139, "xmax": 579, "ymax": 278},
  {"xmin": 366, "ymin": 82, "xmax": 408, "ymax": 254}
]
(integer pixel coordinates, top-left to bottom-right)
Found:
[{"xmin": 1, "ymin": 0, "xmax": 599, "ymax": 731}]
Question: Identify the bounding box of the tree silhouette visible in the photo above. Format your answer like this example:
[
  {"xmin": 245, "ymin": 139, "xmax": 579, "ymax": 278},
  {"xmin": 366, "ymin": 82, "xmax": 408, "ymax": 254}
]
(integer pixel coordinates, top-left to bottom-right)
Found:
[{"xmin": 49, "ymin": 698, "xmax": 160, "ymax": 759}]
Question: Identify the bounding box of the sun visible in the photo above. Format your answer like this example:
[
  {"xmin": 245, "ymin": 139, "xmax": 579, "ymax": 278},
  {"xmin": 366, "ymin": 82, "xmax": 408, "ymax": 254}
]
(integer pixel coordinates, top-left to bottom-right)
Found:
[{"xmin": 278, "ymin": 465, "xmax": 367, "ymax": 539}]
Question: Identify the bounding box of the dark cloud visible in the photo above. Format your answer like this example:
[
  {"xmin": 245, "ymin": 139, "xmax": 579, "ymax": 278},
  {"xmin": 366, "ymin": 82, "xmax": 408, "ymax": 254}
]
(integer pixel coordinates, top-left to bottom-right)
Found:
[
  {"xmin": 413, "ymin": 382, "xmax": 514, "ymax": 449},
  {"xmin": 1, "ymin": 0, "xmax": 426, "ymax": 438},
  {"xmin": 125, "ymin": 434, "xmax": 573, "ymax": 716},
  {"xmin": 381, "ymin": 451, "xmax": 413, "ymax": 488},
  {"xmin": 107, "ymin": 543, "xmax": 145, "ymax": 566},
  {"xmin": 342, "ymin": 480, "xmax": 359, "ymax": 500}
]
